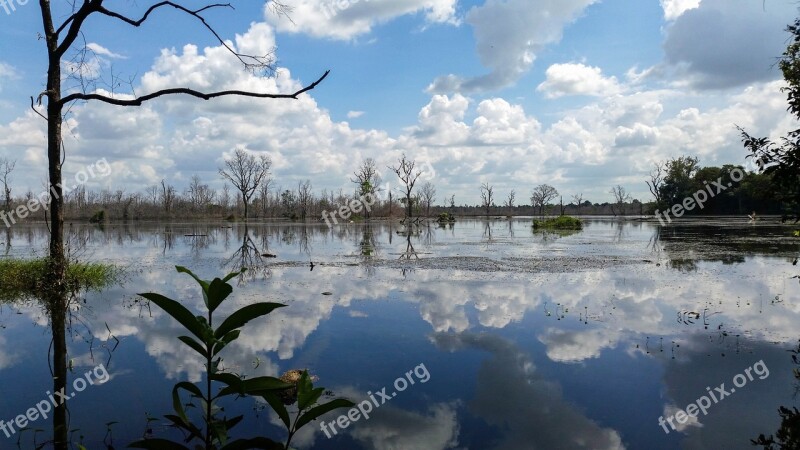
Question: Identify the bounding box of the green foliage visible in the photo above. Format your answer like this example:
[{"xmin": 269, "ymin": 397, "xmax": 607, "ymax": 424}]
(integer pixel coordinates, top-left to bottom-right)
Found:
[
  {"xmin": 739, "ymin": 19, "xmax": 800, "ymax": 221},
  {"xmin": 437, "ymin": 212, "xmax": 456, "ymax": 223},
  {"xmin": 129, "ymin": 266, "xmax": 353, "ymax": 450},
  {"xmin": 0, "ymin": 258, "xmax": 118, "ymax": 302},
  {"xmin": 532, "ymin": 216, "xmax": 582, "ymax": 230},
  {"xmin": 89, "ymin": 210, "xmax": 106, "ymax": 223}
]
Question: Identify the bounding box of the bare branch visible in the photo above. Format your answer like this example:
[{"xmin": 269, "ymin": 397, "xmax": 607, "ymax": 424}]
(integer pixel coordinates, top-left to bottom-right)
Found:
[{"xmin": 58, "ymin": 70, "xmax": 330, "ymax": 106}]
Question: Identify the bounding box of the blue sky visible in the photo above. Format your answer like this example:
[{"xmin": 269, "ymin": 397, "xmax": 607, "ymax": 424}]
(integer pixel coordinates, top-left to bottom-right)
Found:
[{"xmin": 0, "ymin": 0, "xmax": 796, "ymax": 205}]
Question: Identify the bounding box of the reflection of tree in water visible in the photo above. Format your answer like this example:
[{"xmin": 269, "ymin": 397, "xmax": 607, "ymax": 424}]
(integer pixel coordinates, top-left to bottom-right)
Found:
[
  {"xmin": 752, "ymin": 339, "xmax": 800, "ymax": 449},
  {"xmin": 223, "ymin": 225, "xmax": 270, "ymax": 283},
  {"xmin": 658, "ymin": 223, "xmax": 795, "ymax": 271},
  {"xmin": 3, "ymin": 226, "xmax": 10, "ymax": 256},
  {"xmin": 531, "ymin": 228, "xmax": 581, "ymax": 244}
]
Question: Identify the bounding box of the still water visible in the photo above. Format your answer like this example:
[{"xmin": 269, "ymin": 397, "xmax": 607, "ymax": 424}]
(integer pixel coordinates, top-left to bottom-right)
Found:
[{"xmin": 1, "ymin": 218, "xmax": 799, "ymax": 449}]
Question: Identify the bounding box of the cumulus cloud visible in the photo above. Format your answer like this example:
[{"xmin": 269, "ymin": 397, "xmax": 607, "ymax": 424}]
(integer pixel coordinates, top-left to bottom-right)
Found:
[
  {"xmin": 660, "ymin": 0, "xmax": 700, "ymax": 21},
  {"xmin": 347, "ymin": 110, "xmax": 365, "ymax": 119},
  {"xmin": 662, "ymin": 0, "xmax": 795, "ymax": 89},
  {"xmin": 537, "ymin": 63, "xmax": 622, "ymax": 98},
  {"xmin": 428, "ymin": 0, "xmax": 597, "ymax": 93},
  {"xmin": 265, "ymin": 0, "xmax": 458, "ymax": 40},
  {"xmin": 433, "ymin": 333, "xmax": 625, "ymax": 449}
]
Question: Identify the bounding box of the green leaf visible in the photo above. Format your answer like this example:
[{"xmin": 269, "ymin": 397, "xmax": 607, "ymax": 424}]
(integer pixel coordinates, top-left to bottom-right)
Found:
[
  {"xmin": 176, "ymin": 266, "xmax": 209, "ymax": 290},
  {"xmin": 172, "ymin": 382, "xmax": 204, "ymax": 423},
  {"xmin": 214, "ymin": 303, "xmax": 286, "ymax": 338},
  {"xmin": 297, "ymin": 371, "xmax": 324, "ymax": 410},
  {"xmin": 212, "ymin": 330, "xmax": 240, "ymax": 356},
  {"xmin": 128, "ymin": 438, "xmax": 190, "ymax": 450},
  {"xmin": 222, "ymin": 268, "xmax": 246, "ymax": 284},
  {"xmin": 218, "ymin": 376, "xmax": 292, "ymax": 397},
  {"xmin": 163, "ymin": 414, "xmax": 203, "ymax": 440},
  {"xmin": 220, "ymin": 437, "xmax": 284, "ymax": 450},
  {"xmin": 257, "ymin": 391, "xmax": 290, "ymax": 429},
  {"xmin": 295, "ymin": 399, "xmax": 356, "ymax": 430},
  {"xmin": 207, "ymin": 278, "xmax": 233, "ymax": 313},
  {"xmin": 178, "ymin": 336, "xmax": 208, "ymax": 358},
  {"xmin": 139, "ymin": 293, "xmax": 206, "ymax": 342}
]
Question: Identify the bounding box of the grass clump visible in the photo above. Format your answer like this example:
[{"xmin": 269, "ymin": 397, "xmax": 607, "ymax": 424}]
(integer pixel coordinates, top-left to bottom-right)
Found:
[
  {"xmin": 532, "ymin": 215, "xmax": 583, "ymax": 230},
  {"xmin": 0, "ymin": 258, "xmax": 119, "ymax": 302}
]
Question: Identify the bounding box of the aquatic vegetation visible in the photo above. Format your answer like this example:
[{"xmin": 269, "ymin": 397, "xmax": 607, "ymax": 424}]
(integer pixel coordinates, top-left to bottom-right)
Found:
[
  {"xmin": 532, "ymin": 215, "xmax": 583, "ymax": 230},
  {"xmin": 0, "ymin": 258, "xmax": 118, "ymax": 302},
  {"xmin": 437, "ymin": 212, "xmax": 456, "ymax": 223},
  {"xmin": 129, "ymin": 266, "xmax": 353, "ymax": 450}
]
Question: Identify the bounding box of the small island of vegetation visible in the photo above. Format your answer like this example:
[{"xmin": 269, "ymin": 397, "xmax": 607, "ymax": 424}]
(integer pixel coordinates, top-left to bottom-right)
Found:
[{"xmin": 532, "ymin": 216, "xmax": 583, "ymax": 230}]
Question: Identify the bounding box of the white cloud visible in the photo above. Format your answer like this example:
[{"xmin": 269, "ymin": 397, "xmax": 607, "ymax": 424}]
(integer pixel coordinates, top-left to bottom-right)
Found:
[
  {"xmin": 347, "ymin": 110, "xmax": 365, "ymax": 119},
  {"xmin": 660, "ymin": 0, "xmax": 701, "ymax": 21},
  {"xmin": 86, "ymin": 43, "xmax": 126, "ymax": 59},
  {"xmin": 428, "ymin": 0, "xmax": 597, "ymax": 93},
  {"xmin": 537, "ymin": 63, "xmax": 622, "ymax": 99},
  {"xmin": 265, "ymin": 0, "xmax": 458, "ymax": 41}
]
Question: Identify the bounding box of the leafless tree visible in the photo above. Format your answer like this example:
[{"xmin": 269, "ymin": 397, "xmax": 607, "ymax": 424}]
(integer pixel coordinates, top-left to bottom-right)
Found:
[
  {"xmin": 505, "ymin": 189, "xmax": 516, "ymax": 208},
  {"xmin": 219, "ymin": 148, "xmax": 272, "ymax": 219},
  {"xmin": 419, "ymin": 182, "xmax": 436, "ymax": 217},
  {"xmin": 531, "ymin": 184, "xmax": 559, "ymax": 217},
  {"xmin": 480, "ymin": 183, "xmax": 494, "ymax": 216},
  {"xmin": 297, "ymin": 179, "xmax": 313, "ymax": 220},
  {"xmin": 610, "ymin": 185, "xmax": 632, "ymax": 216},
  {"xmin": 160, "ymin": 179, "xmax": 175, "ymax": 213},
  {"xmin": 31, "ymin": 3, "xmax": 326, "ymax": 440},
  {"xmin": 449, "ymin": 194, "xmax": 455, "ymax": 209},
  {"xmin": 258, "ymin": 178, "xmax": 273, "ymax": 217},
  {"xmin": 0, "ymin": 158, "xmax": 14, "ymax": 211},
  {"xmin": 572, "ymin": 193, "xmax": 584, "ymax": 214},
  {"xmin": 389, "ymin": 153, "xmax": 422, "ymax": 219},
  {"xmin": 646, "ymin": 162, "xmax": 665, "ymax": 205}
]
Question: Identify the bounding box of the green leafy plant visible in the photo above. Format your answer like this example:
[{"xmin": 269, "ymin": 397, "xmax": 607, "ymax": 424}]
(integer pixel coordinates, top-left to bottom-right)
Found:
[
  {"xmin": 129, "ymin": 266, "xmax": 353, "ymax": 450},
  {"xmin": 532, "ymin": 215, "xmax": 583, "ymax": 230}
]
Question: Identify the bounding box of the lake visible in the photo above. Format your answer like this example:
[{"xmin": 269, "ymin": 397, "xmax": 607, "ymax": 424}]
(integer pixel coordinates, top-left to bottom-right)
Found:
[{"xmin": 1, "ymin": 218, "xmax": 799, "ymax": 449}]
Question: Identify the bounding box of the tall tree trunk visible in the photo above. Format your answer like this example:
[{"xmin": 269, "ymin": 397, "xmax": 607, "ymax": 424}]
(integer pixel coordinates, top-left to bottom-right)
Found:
[{"xmin": 40, "ymin": 2, "xmax": 68, "ymax": 447}]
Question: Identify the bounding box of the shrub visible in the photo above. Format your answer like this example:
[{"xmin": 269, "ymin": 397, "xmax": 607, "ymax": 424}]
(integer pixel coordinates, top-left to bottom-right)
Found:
[{"xmin": 532, "ymin": 215, "xmax": 582, "ymax": 230}]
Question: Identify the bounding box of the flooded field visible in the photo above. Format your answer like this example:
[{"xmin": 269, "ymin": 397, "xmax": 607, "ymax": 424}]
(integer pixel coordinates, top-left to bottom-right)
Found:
[{"xmin": 1, "ymin": 218, "xmax": 799, "ymax": 449}]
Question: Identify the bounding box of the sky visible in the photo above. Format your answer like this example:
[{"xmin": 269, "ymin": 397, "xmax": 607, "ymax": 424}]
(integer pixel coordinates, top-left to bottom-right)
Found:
[{"xmin": 0, "ymin": 0, "xmax": 797, "ymax": 205}]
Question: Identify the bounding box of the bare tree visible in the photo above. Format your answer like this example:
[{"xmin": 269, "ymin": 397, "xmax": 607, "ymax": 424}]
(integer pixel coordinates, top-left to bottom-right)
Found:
[
  {"xmin": 160, "ymin": 179, "xmax": 175, "ymax": 213},
  {"xmin": 572, "ymin": 193, "xmax": 584, "ymax": 214},
  {"xmin": 449, "ymin": 194, "xmax": 455, "ymax": 209},
  {"xmin": 610, "ymin": 185, "xmax": 632, "ymax": 216},
  {"xmin": 219, "ymin": 148, "xmax": 272, "ymax": 219},
  {"xmin": 419, "ymin": 182, "xmax": 436, "ymax": 217},
  {"xmin": 0, "ymin": 158, "xmax": 15, "ymax": 211},
  {"xmin": 480, "ymin": 183, "xmax": 494, "ymax": 216},
  {"xmin": 530, "ymin": 184, "xmax": 559, "ymax": 217},
  {"xmin": 297, "ymin": 179, "xmax": 312, "ymax": 220},
  {"xmin": 504, "ymin": 190, "xmax": 516, "ymax": 208},
  {"xmin": 646, "ymin": 162, "xmax": 665, "ymax": 205},
  {"xmin": 31, "ymin": 4, "xmax": 326, "ymax": 442},
  {"xmin": 220, "ymin": 183, "xmax": 231, "ymax": 215},
  {"xmin": 389, "ymin": 154, "xmax": 422, "ymax": 219}
]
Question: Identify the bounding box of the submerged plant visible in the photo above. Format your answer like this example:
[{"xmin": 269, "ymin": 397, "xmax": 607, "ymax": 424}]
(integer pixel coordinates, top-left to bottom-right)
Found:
[{"xmin": 129, "ymin": 266, "xmax": 353, "ymax": 450}]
